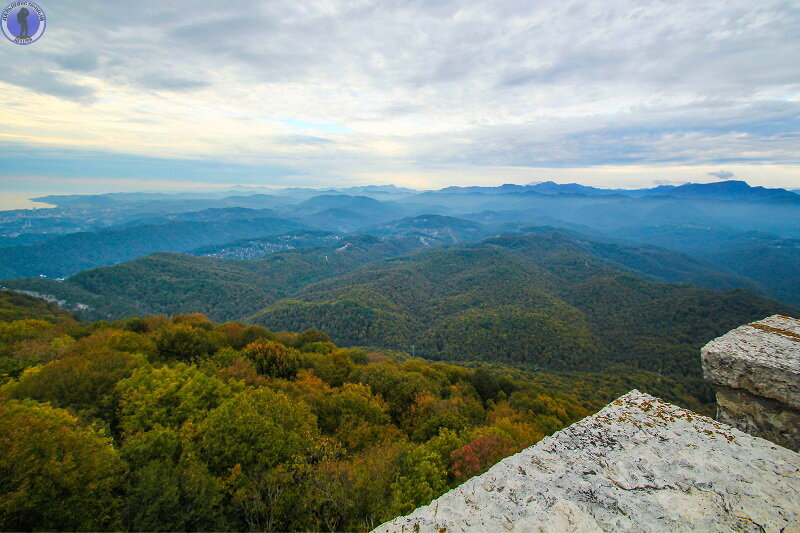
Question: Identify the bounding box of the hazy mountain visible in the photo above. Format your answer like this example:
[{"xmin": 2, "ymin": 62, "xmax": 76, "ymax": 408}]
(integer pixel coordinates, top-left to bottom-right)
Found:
[
  {"xmin": 637, "ymin": 180, "xmax": 799, "ymax": 201},
  {"xmin": 293, "ymin": 194, "xmax": 401, "ymax": 216},
  {"xmin": 288, "ymin": 195, "xmax": 408, "ymax": 230},
  {"xmin": 433, "ymin": 180, "xmax": 799, "ymax": 202},
  {"xmin": 4, "ymin": 179, "xmax": 800, "ymax": 284},
  {"xmin": 525, "ymin": 181, "xmax": 626, "ymax": 196},
  {"xmin": 0, "ymin": 211, "xmax": 308, "ymax": 279},
  {"xmin": 617, "ymin": 224, "xmax": 800, "ymax": 304},
  {"xmin": 34, "ymin": 192, "xmax": 289, "ymax": 211},
  {"xmin": 0, "ymin": 234, "xmax": 54, "ymax": 248}
]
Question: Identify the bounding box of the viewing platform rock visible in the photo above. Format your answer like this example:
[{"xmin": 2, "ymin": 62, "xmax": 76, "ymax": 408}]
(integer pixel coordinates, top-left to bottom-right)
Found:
[
  {"xmin": 373, "ymin": 390, "xmax": 800, "ymax": 533},
  {"xmin": 702, "ymin": 314, "xmax": 800, "ymax": 450}
]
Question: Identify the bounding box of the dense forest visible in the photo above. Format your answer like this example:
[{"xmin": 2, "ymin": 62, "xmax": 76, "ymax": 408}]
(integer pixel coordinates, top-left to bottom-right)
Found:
[
  {"xmin": 0, "ymin": 291, "xmax": 705, "ymax": 532},
  {"xmin": 4, "ymin": 231, "xmax": 789, "ymax": 409},
  {"xmin": 251, "ymin": 235, "xmax": 788, "ymax": 401}
]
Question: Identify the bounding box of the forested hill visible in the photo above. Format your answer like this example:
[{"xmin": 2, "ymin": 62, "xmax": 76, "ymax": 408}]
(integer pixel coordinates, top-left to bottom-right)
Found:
[
  {"xmin": 3, "ymin": 230, "xmax": 790, "ymax": 401},
  {"xmin": 2, "ymin": 235, "xmax": 417, "ymax": 320},
  {"xmin": 0, "ymin": 290, "xmax": 75, "ymax": 323},
  {"xmin": 3, "ymin": 228, "xmax": 766, "ymax": 322},
  {"xmin": 251, "ymin": 236, "xmax": 788, "ymax": 387}
]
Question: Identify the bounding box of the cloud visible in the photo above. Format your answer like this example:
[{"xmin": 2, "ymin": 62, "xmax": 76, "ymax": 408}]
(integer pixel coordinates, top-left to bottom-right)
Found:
[
  {"xmin": 49, "ymin": 51, "xmax": 100, "ymax": 73},
  {"xmin": 0, "ymin": 64, "xmax": 97, "ymax": 103},
  {"xmin": 136, "ymin": 74, "xmax": 210, "ymax": 91},
  {"xmin": 0, "ymin": 0, "xmax": 798, "ymax": 190},
  {"xmin": 709, "ymin": 170, "xmax": 735, "ymax": 180}
]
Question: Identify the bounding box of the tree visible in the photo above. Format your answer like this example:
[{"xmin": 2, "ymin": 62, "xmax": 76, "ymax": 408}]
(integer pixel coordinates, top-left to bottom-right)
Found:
[
  {"xmin": 302, "ymin": 350, "xmax": 355, "ymax": 386},
  {"xmin": 297, "ymin": 328, "xmax": 330, "ymax": 346},
  {"xmin": 470, "ymin": 367, "xmax": 515, "ymax": 403},
  {"xmin": 123, "ymin": 458, "xmax": 227, "ymax": 532},
  {"xmin": 105, "ymin": 330, "xmax": 158, "ymax": 358},
  {"xmin": 450, "ymin": 433, "xmax": 517, "ymax": 482},
  {"xmin": 155, "ymin": 324, "xmax": 216, "ymax": 362},
  {"xmin": 7, "ymin": 349, "xmax": 145, "ymax": 425},
  {"xmin": 0, "ymin": 318, "xmax": 57, "ymax": 346},
  {"xmin": 116, "ymin": 363, "xmax": 238, "ymax": 438},
  {"xmin": 172, "ymin": 313, "xmax": 215, "ymax": 330},
  {"xmin": 350, "ymin": 363, "xmax": 440, "ymax": 421},
  {"xmin": 389, "ymin": 447, "xmax": 448, "ymax": 516},
  {"xmin": 322, "ymin": 383, "xmax": 391, "ymax": 430},
  {"xmin": 417, "ymin": 428, "xmax": 468, "ymax": 484},
  {"xmin": 197, "ymin": 388, "xmax": 323, "ymax": 531},
  {"xmin": 197, "ymin": 387, "xmax": 319, "ymax": 474},
  {"xmin": 0, "ymin": 338, "xmax": 59, "ymax": 383},
  {"xmin": 120, "ymin": 428, "xmax": 228, "ymax": 531},
  {"xmin": 301, "ymin": 441, "xmax": 405, "ymax": 531},
  {"xmin": 0, "ymin": 399, "xmax": 125, "ymax": 531},
  {"xmin": 242, "ymin": 340, "xmax": 300, "ymax": 379},
  {"xmin": 215, "ymin": 322, "xmax": 275, "ymax": 349}
]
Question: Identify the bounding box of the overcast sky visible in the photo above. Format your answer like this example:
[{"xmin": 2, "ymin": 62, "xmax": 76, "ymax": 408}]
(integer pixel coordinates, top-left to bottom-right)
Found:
[{"xmin": 1, "ymin": 0, "xmax": 799, "ymax": 197}]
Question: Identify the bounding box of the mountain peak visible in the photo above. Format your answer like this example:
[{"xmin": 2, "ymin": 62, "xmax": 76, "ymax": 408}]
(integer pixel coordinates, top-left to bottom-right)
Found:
[{"xmin": 651, "ymin": 180, "xmax": 798, "ymax": 201}]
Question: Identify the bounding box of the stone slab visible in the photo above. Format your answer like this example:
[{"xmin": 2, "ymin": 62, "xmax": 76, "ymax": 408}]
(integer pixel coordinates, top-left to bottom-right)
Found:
[{"xmin": 701, "ymin": 315, "xmax": 800, "ymax": 410}]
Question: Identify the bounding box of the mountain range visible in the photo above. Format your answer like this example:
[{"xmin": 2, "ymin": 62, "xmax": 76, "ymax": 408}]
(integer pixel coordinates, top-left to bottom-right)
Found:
[{"xmin": 1, "ymin": 178, "xmax": 798, "ymax": 413}]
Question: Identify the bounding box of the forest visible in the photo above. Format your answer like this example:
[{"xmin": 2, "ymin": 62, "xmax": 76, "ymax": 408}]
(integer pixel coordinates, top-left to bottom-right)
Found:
[{"xmin": 0, "ymin": 291, "xmax": 703, "ymax": 532}]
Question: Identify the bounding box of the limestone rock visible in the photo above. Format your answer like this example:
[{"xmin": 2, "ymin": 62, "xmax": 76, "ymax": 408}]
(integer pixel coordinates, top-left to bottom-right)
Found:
[
  {"xmin": 702, "ymin": 314, "xmax": 800, "ymax": 449},
  {"xmin": 373, "ymin": 390, "xmax": 800, "ymax": 533},
  {"xmin": 701, "ymin": 314, "xmax": 799, "ymax": 409}
]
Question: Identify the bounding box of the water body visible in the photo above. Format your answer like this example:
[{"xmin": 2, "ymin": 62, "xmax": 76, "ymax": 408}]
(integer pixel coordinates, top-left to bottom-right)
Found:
[{"xmin": 0, "ymin": 194, "xmax": 53, "ymax": 211}]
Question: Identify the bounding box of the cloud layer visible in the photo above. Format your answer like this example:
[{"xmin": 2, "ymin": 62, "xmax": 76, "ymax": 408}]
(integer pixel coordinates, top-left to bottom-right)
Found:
[{"xmin": 0, "ymin": 0, "xmax": 798, "ymax": 190}]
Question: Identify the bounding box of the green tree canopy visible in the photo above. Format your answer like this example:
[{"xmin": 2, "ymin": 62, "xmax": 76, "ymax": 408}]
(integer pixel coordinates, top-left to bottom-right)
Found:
[
  {"xmin": 242, "ymin": 340, "xmax": 300, "ymax": 379},
  {"xmin": 116, "ymin": 363, "xmax": 239, "ymax": 438},
  {"xmin": 7, "ymin": 349, "xmax": 145, "ymax": 425},
  {"xmin": 197, "ymin": 387, "xmax": 320, "ymax": 474},
  {"xmin": 155, "ymin": 324, "xmax": 217, "ymax": 362},
  {"xmin": 0, "ymin": 400, "xmax": 125, "ymax": 531}
]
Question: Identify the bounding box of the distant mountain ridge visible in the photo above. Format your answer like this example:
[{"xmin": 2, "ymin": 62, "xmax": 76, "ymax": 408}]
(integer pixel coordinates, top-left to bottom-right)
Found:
[
  {"xmin": 4, "ymin": 179, "xmax": 800, "ymax": 286},
  {"xmin": 640, "ymin": 180, "xmax": 799, "ymax": 201},
  {"xmin": 33, "ymin": 179, "xmax": 797, "ymax": 209},
  {"xmin": 436, "ymin": 180, "xmax": 798, "ymax": 201}
]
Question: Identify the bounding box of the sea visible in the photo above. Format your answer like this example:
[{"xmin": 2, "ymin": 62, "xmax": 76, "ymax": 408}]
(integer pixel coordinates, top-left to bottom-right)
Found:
[{"xmin": 0, "ymin": 193, "xmax": 53, "ymax": 211}]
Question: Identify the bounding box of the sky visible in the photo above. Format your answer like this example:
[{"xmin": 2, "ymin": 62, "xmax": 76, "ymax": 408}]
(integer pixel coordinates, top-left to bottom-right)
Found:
[{"xmin": 1, "ymin": 0, "xmax": 799, "ymax": 200}]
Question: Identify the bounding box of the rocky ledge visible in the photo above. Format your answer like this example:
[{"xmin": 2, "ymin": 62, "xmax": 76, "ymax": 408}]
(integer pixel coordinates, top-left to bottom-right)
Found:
[
  {"xmin": 702, "ymin": 314, "xmax": 800, "ymax": 450},
  {"xmin": 374, "ymin": 390, "xmax": 800, "ymax": 533},
  {"xmin": 702, "ymin": 314, "xmax": 799, "ymax": 410}
]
